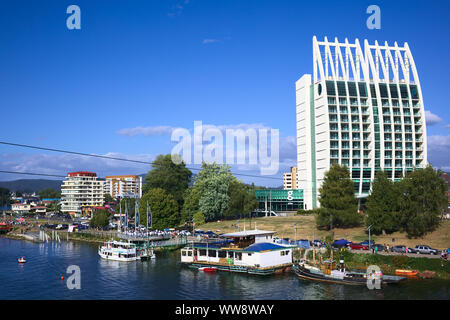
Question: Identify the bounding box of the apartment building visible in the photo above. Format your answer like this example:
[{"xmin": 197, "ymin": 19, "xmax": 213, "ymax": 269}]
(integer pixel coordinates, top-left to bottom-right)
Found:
[
  {"xmin": 104, "ymin": 175, "xmax": 142, "ymax": 199},
  {"xmin": 283, "ymin": 167, "xmax": 298, "ymax": 190},
  {"xmin": 61, "ymin": 171, "xmax": 104, "ymax": 216}
]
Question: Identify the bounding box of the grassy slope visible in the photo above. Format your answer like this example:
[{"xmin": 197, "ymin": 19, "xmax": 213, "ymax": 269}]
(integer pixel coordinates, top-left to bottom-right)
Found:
[{"xmin": 200, "ymin": 215, "xmax": 450, "ymax": 250}]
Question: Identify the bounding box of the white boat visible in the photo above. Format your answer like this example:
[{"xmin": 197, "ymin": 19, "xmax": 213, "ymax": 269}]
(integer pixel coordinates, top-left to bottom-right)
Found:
[{"xmin": 98, "ymin": 240, "xmax": 138, "ymax": 262}]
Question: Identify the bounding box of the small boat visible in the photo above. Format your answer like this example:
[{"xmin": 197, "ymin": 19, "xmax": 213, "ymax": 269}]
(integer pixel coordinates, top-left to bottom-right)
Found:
[
  {"xmin": 198, "ymin": 267, "xmax": 218, "ymax": 273},
  {"xmin": 395, "ymin": 269, "xmax": 418, "ymax": 276},
  {"xmin": 18, "ymin": 257, "xmax": 26, "ymax": 264},
  {"xmin": 293, "ymin": 259, "xmax": 406, "ymax": 285}
]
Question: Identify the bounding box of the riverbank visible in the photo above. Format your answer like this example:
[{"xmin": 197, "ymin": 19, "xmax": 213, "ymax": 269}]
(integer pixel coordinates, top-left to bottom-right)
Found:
[
  {"xmin": 201, "ymin": 215, "xmax": 450, "ymax": 250},
  {"xmin": 304, "ymin": 248, "xmax": 450, "ymax": 280}
]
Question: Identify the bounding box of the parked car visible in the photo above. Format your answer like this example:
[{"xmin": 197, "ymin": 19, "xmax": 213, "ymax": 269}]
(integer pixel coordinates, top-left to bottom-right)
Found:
[
  {"xmin": 414, "ymin": 245, "xmax": 439, "ymax": 255},
  {"xmin": 312, "ymin": 239, "xmax": 323, "ymax": 247},
  {"xmin": 372, "ymin": 244, "xmax": 385, "ymax": 252},
  {"xmin": 391, "ymin": 245, "xmax": 416, "ymax": 253},
  {"xmin": 349, "ymin": 242, "xmax": 369, "ymax": 250},
  {"xmin": 360, "ymin": 240, "xmax": 375, "ymax": 247}
]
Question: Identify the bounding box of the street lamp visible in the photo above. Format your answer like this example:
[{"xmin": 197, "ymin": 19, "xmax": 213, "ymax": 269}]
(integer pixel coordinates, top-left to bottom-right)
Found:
[{"xmin": 367, "ymin": 225, "xmax": 373, "ymax": 252}]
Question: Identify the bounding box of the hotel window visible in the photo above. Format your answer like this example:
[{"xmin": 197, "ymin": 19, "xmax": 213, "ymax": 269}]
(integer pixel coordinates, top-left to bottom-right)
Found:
[
  {"xmin": 358, "ymin": 82, "xmax": 368, "ymax": 97},
  {"xmin": 389, "ymin": 84, "xmax": 399, "ymax": 99},
  {"xmin": 348, "ymin": 82, "xmax": 357, "ymax": 96},
  {"xmin": 326, "ymin": 81, "xmax": 336, "ymax": 96},
  {"xmin": 370, "ymin": 84, "xmax": 377, "ymax": 98},
  {"xmin": 379, "ymin": 83, "xmax": 389, "ymax": 98},
  {"xmin": 337, "ymin": 81, "xmax": 347, "ymax": 96},
  {"xmin": 410, "ymin": 85, "xmax": 419, "ymax": 99},
  {"xmin": 400, "ymin": 84, "xmax": 409, "ymax": 99}
]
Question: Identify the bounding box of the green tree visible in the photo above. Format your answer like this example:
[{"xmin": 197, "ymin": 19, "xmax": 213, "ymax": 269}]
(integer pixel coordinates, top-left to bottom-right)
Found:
[
  {"xmin": 104, "ymin": 193, "xmax": 115, "ymax": 203},
  {"xmin": 38, "ymin": 188, "xmax": 60, "ymax": 199},
  {"xmin": 0, "ymin": 187, "xmax": 11, "ymax": 207},
  {"xmin": 48, "ymin": 200, "xmax": 61, "ymax": 213},
  {"xmin": 193, "ymin": 211, "xmax": 205, "ymax": 226},
  {"xmin": 366, "ymin": 171, "xmax": 402, "ymax": 235},
  {"xmin": 143, "ymin": 154, "xmax": 192, "ymax": 208},
  {"xmin": 181, "ymin": 187, "xmax": 201, "ymax": 223},
  {"xmin": 138, "ymin": 188, "xmax": 179, "ymax": 229},
  {"xmin": 118, "ymin": 198, "xmax": 137, "ymax": 218},
  {"xmin": 196, "ymin": 163, "xmax": 234, "ymax": 221},
  {"xmin": 90, "ymin": 210, "xmax": 110, "ymax": 229},
  {"xmin": 397, "ymin": 165, "xmax": 447, "ymax": 237},
  {"xmin": 225, "ymin": 180, "xmax": 258, "ymax": 218},
  {"xmin": 317, "ymin": 163, "xmax": 361, "ymax": 228}
]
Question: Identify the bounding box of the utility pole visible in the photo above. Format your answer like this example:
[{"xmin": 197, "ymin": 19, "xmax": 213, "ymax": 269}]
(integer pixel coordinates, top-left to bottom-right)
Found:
[
  {"xmin": 293, "ymin": 223, "xmax": 297, "ymax": 243},
  {"xmin": 368, "ymin": 225, "xmax": 372, "ymax": 252}
]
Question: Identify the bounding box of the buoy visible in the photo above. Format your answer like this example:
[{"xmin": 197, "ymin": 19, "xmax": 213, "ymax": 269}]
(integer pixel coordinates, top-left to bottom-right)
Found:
[{"xmin": 61, "ymin": 276, "xmax": 64, "ymax": 280}]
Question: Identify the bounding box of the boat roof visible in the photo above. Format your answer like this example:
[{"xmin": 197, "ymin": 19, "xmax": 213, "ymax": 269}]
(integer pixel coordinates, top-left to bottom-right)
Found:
[{"xmin": 220, "ymin": 229, "xmax": 276, "ymax": 238}]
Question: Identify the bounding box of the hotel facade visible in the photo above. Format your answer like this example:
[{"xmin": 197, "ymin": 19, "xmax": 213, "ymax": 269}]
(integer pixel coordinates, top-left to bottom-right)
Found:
[
  {"xmin": 296, "ymin": 37, "xmax": 427, "ymax": 209},
  {"xmin": 61, "ymin": 171, "xmax": 105, "ymax": 215}
]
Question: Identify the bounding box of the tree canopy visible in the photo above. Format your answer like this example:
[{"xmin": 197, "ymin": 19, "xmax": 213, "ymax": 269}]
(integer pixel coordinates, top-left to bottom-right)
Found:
[
  {"xmin": 397, "ymin": 166, "xmax": 447, "ymax": 237},
  {"xmin": 366, "ymin": 170, "xmax": 402, "ymax": 235},
  {"xmin": 90, "ymin": 210, "xmax": 110, "ymax": 229},
  {"xmin": 317, "ymin": 163, "xmax": 361, "ymax": 228},
  {"xmin": 143, "ymin": 154, "xmax": 192, "ymax": 208},
  {"xmin": 138, "ymin": 188, "xmax": 179, "ymax": 229},
  {"xmin": 38, "ymin": 188, "xmax": 60, "ymax": 199}
]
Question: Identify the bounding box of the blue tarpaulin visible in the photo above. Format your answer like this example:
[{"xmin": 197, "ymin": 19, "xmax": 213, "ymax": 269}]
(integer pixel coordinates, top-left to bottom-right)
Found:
[
  {"xmin": 243, "ymin": 243, "xmax": 288, "ymax": 252},
  {"xmin": 332, "ymin": 239, "xmax": 351, "ymax": 247}
]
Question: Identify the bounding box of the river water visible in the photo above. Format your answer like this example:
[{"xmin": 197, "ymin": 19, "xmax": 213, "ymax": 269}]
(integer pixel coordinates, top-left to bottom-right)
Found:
[{"xmin": 0, "ymin": 238, "xmax": 449, "ymax": 300}]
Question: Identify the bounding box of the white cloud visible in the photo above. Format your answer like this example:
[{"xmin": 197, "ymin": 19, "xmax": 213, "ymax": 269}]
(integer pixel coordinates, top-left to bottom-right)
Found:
[
  {"xmin": 116, "ymin": 126, "xmax": 176, "ymax": 137},
  {"xmin": 202, "ymin": 39, "xmax": 220, "ymax": 44},
  {"xmin": 427, "ymin": 135, "xmax": 450, "ymax": 172},
  {"xmin": 425, "ymin": 110, "xmax": 442, "ymax": 125}
]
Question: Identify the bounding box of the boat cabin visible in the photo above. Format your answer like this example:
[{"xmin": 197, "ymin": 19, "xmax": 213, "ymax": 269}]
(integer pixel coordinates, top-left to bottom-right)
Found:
[{"xmin": 181, "ymin": 229, "xmax": 294, "ymax": 270}]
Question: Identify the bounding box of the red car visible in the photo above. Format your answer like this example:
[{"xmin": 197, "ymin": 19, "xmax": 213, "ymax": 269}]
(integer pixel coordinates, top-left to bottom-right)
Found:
[{"xmin": 349, "ymin": 242, "xmax": 369, "ymax": 250}]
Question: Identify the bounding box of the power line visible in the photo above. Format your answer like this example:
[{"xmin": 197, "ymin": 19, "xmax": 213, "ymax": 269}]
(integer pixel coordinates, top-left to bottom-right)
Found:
[
  {"xmin": 0, "ymin": 141, "xmax": 284, "ymax": 181},
  {"xmin": 0, "ymin": 170, "xmax": 65, "ymax": 178}
]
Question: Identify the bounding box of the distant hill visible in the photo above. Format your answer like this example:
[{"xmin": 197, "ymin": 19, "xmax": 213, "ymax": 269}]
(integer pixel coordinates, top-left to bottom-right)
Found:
[{"xmin": 0, "ymin": 179, "xmax": 62, "ymax": 193}]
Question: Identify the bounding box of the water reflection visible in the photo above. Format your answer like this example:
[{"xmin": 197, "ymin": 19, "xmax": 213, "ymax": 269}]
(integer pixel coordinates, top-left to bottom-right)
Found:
[{"xmin": 1, "ymin": 238, "xmax": 449, "ymax": 300}]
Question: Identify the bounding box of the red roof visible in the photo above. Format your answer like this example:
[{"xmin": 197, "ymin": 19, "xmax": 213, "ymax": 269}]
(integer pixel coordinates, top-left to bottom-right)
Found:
[{"xmin": 68, "ymin": 171, "xmax": 97, "ymax": 177}]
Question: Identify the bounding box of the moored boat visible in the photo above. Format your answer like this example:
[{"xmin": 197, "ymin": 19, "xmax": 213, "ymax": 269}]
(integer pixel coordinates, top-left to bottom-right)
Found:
[
  {"xmin": 98, "ymin": 240, "xmax": 138, "ymax": 262},
  {"xmin": 198, "ymin": 267, "xmax": 218, "ymax": 272},
  {"xmin": 395, "ymin": 269, "xmax": 418, "ymax": 276},
  {"xmin": 293, "ymin": 259, "xmax": 406, "ymax": 286}
]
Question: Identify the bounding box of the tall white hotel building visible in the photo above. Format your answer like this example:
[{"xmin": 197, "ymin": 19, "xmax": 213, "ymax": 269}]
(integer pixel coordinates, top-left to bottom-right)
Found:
[{"xmin": 296, "ymin": 37, "xmax": 427, "ymax": 210}]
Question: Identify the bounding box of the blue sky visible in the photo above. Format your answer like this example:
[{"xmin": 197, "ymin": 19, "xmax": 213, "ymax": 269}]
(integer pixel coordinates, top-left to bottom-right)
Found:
[{"xmin": 1, "ymin": 0, "xmax": 450, "ymax": 186}]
